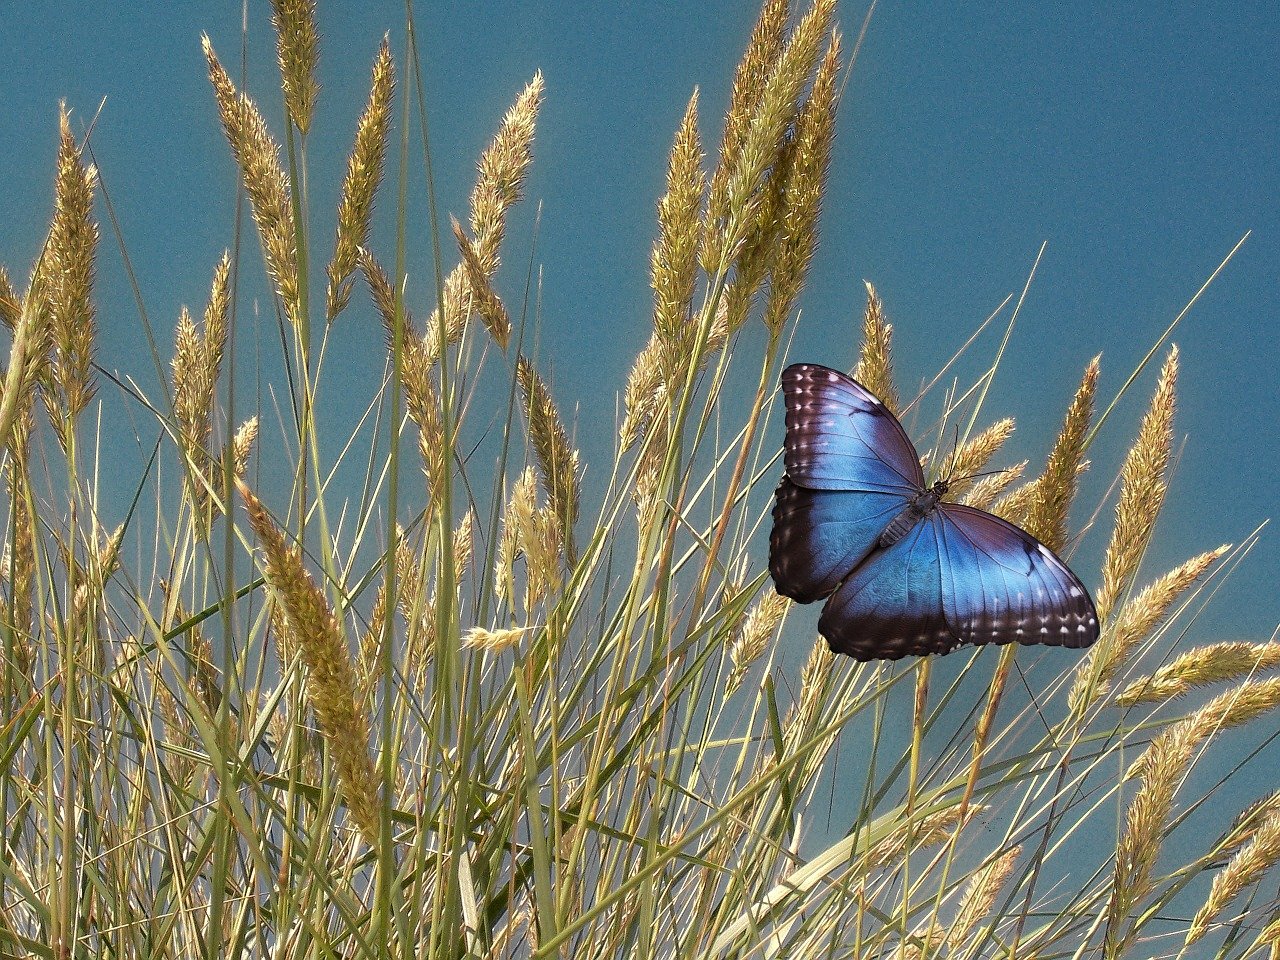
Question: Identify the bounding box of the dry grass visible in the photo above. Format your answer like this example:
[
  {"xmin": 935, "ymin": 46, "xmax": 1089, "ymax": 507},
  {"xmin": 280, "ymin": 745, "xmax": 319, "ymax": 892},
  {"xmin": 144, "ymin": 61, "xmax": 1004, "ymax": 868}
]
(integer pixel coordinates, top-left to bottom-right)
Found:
[{"xmin": 0, "ymin": 3, "xmax": 1270, "ymax": 959}]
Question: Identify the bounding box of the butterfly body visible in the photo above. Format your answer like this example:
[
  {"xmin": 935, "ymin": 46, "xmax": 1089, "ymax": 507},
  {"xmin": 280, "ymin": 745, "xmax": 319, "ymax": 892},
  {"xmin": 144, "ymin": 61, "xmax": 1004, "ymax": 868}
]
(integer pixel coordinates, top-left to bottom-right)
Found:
[{"xmin": 769, "ymin": 363, "xmax": 1099, "ymax": 661}]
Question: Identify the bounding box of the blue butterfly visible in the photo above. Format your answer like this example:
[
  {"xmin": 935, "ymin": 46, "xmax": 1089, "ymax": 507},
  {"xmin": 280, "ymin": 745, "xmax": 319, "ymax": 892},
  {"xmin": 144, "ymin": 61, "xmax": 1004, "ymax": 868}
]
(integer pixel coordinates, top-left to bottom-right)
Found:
[{"xmin": 769, "ymin": 363, "xmax": 1099, "ymax": 660}]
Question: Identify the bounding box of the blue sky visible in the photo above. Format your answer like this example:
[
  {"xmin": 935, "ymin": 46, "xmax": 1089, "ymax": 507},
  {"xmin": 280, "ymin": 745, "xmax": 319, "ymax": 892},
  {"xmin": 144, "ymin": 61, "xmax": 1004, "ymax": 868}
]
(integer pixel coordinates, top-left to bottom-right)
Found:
[{"xmin": 2, "ymin": 1, "xmax": 1277, "ymax": 645}]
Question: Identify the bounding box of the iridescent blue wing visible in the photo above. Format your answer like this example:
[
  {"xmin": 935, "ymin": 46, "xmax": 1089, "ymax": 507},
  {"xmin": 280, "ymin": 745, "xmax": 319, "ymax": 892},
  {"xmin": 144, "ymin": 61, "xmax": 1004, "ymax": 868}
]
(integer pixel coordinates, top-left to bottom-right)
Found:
[
  {"xmin": 780, "ymin": 364, "xmax": 925, "ymax": 494},
  {"xmin": 815, "ymin": 506, "xmax": 1099, "ymax": 661},
  {"xmin": 769, "ymin": 364, "xmax": 922, "ymax": 603},
  {"xmin": 769, "ymin": 478, "xmax": 907, "ymax": 603},
  {"xmin": 933, "ymin": 503, "xmax": 1099, "ymax": 651},
  {"xmin": 817, "ymin": 517, "xmax": 956, "ymax": 660}
]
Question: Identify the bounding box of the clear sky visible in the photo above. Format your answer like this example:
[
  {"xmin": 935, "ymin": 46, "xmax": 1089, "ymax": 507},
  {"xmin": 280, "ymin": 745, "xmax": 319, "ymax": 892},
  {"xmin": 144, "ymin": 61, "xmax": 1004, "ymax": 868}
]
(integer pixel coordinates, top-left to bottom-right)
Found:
[{"xmin": 3, "ymin": 1, "xmax": 1277, "ymax": 644}]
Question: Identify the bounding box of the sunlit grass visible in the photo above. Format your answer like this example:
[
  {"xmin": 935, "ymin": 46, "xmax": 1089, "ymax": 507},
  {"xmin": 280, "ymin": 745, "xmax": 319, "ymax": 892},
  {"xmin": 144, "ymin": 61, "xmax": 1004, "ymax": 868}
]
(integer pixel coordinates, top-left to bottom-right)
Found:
[{"xmin": 0, "ymin": 2, "xmax": 1275, "ymax": 958}]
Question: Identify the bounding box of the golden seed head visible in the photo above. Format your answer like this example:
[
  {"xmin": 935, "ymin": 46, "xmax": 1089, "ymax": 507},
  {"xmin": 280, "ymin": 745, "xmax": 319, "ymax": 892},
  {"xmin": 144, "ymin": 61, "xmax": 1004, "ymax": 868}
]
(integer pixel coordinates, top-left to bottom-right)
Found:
[
  {"xmin": 1116, "ymin": 636, "xmax": 1278, "ymax": 706},
  {"xmin": 463, "ymin": 625, "xmax": 536, "ymax": 654},
  {"xmin": 762, "ymin": 29, "xmax": 841, "ymax": 336},
  {"xmin": 517, "ymin": 355, "xmax": 580, "ymax": 565},
  {"xmin": 269, "ymin": 0, "xmax": 320, "ymax": 135},
  {"xmin": 1024, "ymin": 356, "xmax": 1099, "ymax": 550},
  {"xmin": 726, "ymin": 591, "xmax": 790, "ymax": 695},
  {"xmin": 1073, "ymin": 544, "xmax": 1225, "ymax": 712},
  {"xmin": 47, "ymin": 102, "xmax": 100, "ymax": 432},
  {"xmin": 453, "ymin": 217, "xmax": 511, "ymax": 350},
  {"xmin": 948, "ymin": 847, "xmax": 1021, "ymax": 948},
  {"xmin": 1189, "ymin": 810, "xmax": 1280, "ymax": 945},
  {"xmin": 854, "ymin": 281, "xmax": 898, "ymax": 415},
  {"xmin": 327, "ymin": 40, "xmax": 394, "ymax": 321},
  {"xmin": 1097, "ymin": 346, "xmax": 1178, "ymax": 624},
  {"xmin": 203, "ymin": 37, "xmax": 300, "ymax": 333},
  {"xmin": 946, "ymin": 418, "xmax": 1015, "ymax": 492},
  {"xmin": 704, "ymin": 0, "xmax": 790, "ymax": 270},
  {"xmin": 651, "ymin": 90, "xmax": 705, "ymax": 357},
  {"xmin": 961, "ymin": 459, "xmax": 1026, "ymax": 509},
  {"xmin": 237, "ymin": 479, "xmax": 383, "ymax": 847}
]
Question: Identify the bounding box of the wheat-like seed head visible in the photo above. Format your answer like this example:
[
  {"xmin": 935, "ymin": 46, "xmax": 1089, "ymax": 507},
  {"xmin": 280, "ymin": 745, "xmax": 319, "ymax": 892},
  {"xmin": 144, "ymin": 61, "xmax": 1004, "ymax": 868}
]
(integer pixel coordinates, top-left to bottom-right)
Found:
[
  {"xmin": 726, "ymin": 591, "xmax": 790, "ymax": 696},
  {"xmin": 762, "ymin": 29, "xmax": 841, "ymax": 336},
  {"xmin": 1024, "ymin": 356, "xmax": 1099, "ymax": 550},
  {"xmin": 1073, "ymin": 545, "xmax": 1226, "ymax": 711},
  {"xmin": 463, "ymin": 625, "xmax": 536, "ymax": 654},
  {"xmin": 1116, "ymin": 638, "xmax": 1280, "ymax": 706},
  {"xmin": 945, "ymin": 418, "xmax": 1015, "ymax": 494},
  {"xmin": 948, "ymin": 846, "xmax": 1021, "ymax": 948},
  {"xmin": 517, "ymin": 355, "xmax": 580, "ymax": 565},
  {"xmin": 1111, "ymin": 676, "xmax": 1280, "ymax": 946},
  {"xmin": 47, "ymin": 103, "xmax": 99, "ymax": 434},
  {"xmin": 453, "ymin": 218, "xmax": 511, "ymax": 350},
  {"xmin": 327, "ymin": 39, "xmax": 393, "ymax": 321},
  {"xmin": 620, "ymin": 332, "xmax": 664, "ymax": 452},
  {"xmin": 0, "ymin": 268, "xmax": 19, "ymax": 329},
  {"xmin": 269, "ymin": 0, "xmax": 319, "ymax": 135},
  {"xmin": 471, "ymin": 73, "xmax": 543, "ymax": 273},
  {"xmin": 854, "ymin": 281, "xmax": 898, "ymax": 414},
  {"xmin": 1188, "ymin": 810, "xmax": 1280, "ymax": 945},
  {"xmin": 237, "ymin": 479, "xmax": 382, "ymax": 848},
  {"xmin": 453, "ymin": 510, "xmax": 475, "ymax": 585},
  {"xmin": 651, "ymin": 90, "xmax": 705, "ymax": 362},
  {"xmin": 866, "ymin": 806, "xmax": 972, "ymax": 871},
  {"xmin": 1108, "ymin": 717, "xmax": 1200, "ymax": 945},
  {"xmin": 229, "ymin": 416, "xmax": 258, "ymax": 483},
  {"xmin": 1096, "ymin": 346, "xmax": 1178, "ymax": 624},
  {"xmin": 358, "ymin": 249, "xmax": 421, "ymax": 348},
  {"xmin": 961, "ymin": 459, "xmax": 1026, "ymax": 509},
  {"xmin": 713, "ymin": 0, "xmax": 835, "ymax": 272},
  {"xmin": 204, "ymin": 37, "xmax": 300, "ymax": 333},
  {"xmin": 703, "ymin": 0, "xmax": 789, "ymax": 271}
]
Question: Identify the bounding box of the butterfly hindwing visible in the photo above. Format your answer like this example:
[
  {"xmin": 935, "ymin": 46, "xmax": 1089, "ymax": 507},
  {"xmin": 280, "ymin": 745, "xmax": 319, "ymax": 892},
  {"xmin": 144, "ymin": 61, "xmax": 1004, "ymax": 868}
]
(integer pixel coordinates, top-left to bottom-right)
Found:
[
  {"xmin": 770, "ymin": 477, "xmax": 907, "ymax": 604},
  {"xmin": 934, "ymin": 504, "xmax": 1099, "ymax": 650},
  {"xmin": 817, "ymin": 517, "xmax": 957, "ymax": 660},
  {"xmin": 780, "ymin": 364, "xmax": 924, "ymax": 495}
]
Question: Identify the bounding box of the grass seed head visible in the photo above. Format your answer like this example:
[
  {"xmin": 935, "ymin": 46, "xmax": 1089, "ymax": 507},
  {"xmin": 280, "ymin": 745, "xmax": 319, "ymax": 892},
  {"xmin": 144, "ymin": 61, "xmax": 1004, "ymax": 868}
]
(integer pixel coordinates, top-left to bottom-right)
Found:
[
  {"xmin": 854, "ymin": 281, "xmax": 898, "ymax": 414},
  {"xmin": 327, "ymin": 39, "xmax": 393, "ymax": 321},
  {"xmin": 237, "ymin": 479, "xmax": 382, "ymax": 848},
  {"xmin": 269, "ymin": 0, "xmax": 320, "ymax": 135},
  {"xmin": 204, "ymin": 37, "xmax": 300, "ymax": 333},
  {"xmin": 1024, "ymin": 356, "xmax": 1099, "ymax": 550},
  {"xmin": 1096, "ymin": 346, "xmax": 1178, "ymax": 624}
]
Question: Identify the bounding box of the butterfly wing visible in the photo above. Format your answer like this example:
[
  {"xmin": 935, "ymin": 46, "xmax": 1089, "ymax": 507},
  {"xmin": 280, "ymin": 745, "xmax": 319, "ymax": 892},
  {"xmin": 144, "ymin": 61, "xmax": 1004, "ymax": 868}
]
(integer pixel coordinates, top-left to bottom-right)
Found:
[
  {"xmin": 770, "ymin": 477, "xmax": 908, "ymax": 603},
  {"xmin": 780, "ymin": 364, "xmax": 925, "ymax": 494},
  {"xmin": 770, "ymin": 364, "xmax": 923, "ymax": 603},
  {"xmin": 934, "ymin": 503, "xmax": 1099, "ymax": 650},
  {"xmin": 815, "ymin": 505, "xmax": 1099, "ymax": 660},
  {"xmin": 817, "ymin": 516, "xmax": 957, "ymax": 660}
]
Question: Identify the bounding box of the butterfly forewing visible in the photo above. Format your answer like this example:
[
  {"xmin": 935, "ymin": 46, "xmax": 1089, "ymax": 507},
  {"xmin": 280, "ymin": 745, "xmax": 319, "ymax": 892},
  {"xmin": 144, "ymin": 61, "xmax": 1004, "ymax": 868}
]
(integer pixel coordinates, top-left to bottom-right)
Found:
[{"xmin": 781, "ymin": 363, "xmax": 924, "ymax": 495}]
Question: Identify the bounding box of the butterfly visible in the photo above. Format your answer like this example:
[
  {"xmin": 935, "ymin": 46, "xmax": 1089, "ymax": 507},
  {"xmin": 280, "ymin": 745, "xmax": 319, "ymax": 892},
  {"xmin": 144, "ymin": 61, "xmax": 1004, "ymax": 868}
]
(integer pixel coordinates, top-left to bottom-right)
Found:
[{"xmin": 769, "ymin": 363, "xmax": 1099, "ymax": 661}]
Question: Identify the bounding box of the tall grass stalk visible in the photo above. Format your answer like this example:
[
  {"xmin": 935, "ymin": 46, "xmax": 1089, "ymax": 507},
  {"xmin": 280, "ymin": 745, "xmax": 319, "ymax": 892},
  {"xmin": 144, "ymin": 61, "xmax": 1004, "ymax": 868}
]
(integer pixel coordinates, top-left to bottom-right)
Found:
[{"xmin": 0, "ymin": 3, "xmax": 1272, "ymax": 959}]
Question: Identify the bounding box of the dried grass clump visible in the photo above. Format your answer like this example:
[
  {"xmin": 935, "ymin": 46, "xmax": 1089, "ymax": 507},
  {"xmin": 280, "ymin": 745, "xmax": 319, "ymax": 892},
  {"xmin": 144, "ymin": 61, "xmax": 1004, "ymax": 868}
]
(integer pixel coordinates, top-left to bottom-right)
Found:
[{"xmin": 0, "ymin": 3, "xmax": 1263, "ymax": 957}]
